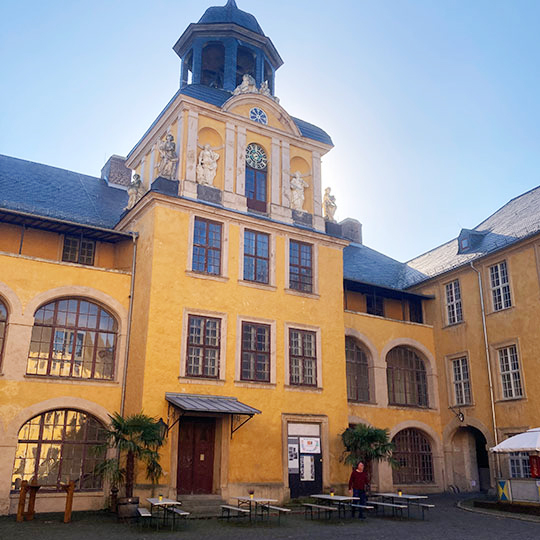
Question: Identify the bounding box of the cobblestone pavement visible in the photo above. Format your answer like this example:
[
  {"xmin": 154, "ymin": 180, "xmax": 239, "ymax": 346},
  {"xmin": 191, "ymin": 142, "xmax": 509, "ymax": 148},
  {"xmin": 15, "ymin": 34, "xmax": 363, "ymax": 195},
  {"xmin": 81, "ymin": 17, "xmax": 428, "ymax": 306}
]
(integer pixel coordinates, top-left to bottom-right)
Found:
[{"xmin": 1, "ymin": 493, "xmax": 538, "ymax": 540}]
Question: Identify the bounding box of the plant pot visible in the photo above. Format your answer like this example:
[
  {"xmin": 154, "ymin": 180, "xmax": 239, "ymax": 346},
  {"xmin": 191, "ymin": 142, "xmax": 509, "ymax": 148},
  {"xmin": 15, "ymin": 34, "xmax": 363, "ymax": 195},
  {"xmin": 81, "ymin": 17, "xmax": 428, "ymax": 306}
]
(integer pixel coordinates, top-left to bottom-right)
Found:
[{"xmin": 117, "ymin": 496, "xmax": 139, "ymax": 518}]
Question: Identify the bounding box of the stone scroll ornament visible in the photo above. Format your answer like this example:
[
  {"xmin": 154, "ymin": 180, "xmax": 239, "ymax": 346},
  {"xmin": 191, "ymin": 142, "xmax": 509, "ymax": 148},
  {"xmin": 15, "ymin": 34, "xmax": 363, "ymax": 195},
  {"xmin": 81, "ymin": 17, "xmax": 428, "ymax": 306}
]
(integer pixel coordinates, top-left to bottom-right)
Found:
[
  {"xmin": 323, "ymin": 187, "xmax": 337, "ymax": 222},
  {"xmin": 156, "ymin": 134, "xmax": 178, "ymax": 179},
  {"xmin": 289, "ymin": 171, "xmax": 310, "ymax": 211},
  {"xmin": 124, "ymin": 174, "xmax": 145, "ymax": 211},
  {"xmin": 196, "ymin": 144, "xmax": 223, "ymax": 186}
]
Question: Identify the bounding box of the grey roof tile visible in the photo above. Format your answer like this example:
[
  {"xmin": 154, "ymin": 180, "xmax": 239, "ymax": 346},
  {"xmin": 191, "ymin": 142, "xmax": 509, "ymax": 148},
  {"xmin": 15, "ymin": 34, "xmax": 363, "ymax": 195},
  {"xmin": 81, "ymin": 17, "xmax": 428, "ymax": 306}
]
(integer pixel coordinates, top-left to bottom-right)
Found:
[
  {"xmin": 0, "ymin": 154, "xmax": 127, "ymax": 229},
  {"xmin": 166, "ymin": 392, "xmax": 261, "ymax": 415}
]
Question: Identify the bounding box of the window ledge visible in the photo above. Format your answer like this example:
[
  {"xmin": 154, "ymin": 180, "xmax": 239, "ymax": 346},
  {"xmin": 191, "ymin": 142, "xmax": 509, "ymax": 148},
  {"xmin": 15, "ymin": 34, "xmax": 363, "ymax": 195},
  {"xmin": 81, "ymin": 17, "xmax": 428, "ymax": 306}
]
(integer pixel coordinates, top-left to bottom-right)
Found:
[
  {"xmin": 178, "ymin": 376, "xmax": 225, "ymax": 386},
  {"xmin": 238, "ymin": 280, "xmax": 277, "ymax": 292},
  {"xmin": 442, "ymin": 320, "xmax": 465, "ymax": 329},
  {"xmin": 387, "ymin": 404, "xmax": 434, "ymax": 412},
  {"xmin": 234, "ymin": 380, "xmax": 276, "ymax": 389},
  {"xmin": 284, "ymin": 384, "xmax": 322, "ymax": 393},
  {"xmin": 487, "ymin": 305, "xmax": 515, "ymax": 317},
  {"xmin": 185, "ymin": 270, "xmax": 229, "ymax": 282},
  {"xmin": 495, "ymin": 396, "xmax": 526, "ymax": 403},
  {"xmin": 285, "ymin": 288, "xmax": 319, "ymax": 299},
  {"xmin": 23, "ymin": 375, "xmax": 119, "ymax": 386}
]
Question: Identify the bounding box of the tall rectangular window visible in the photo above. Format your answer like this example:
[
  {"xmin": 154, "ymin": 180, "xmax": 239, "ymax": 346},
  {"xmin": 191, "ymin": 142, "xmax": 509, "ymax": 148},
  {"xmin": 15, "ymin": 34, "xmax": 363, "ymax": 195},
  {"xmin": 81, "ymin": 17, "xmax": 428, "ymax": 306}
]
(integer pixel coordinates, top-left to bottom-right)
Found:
[
  {"xmin": 241, "ymin": 322, "xmax": 270, "ymax": 382},
  {"xmin": 490, "ymin": 261, "xmax": 511, "ymax": 311},
  {"xmin": 445, "ymin": 280, "xmax": 463, "ymax": 324},
  {"xmin": 289, "ymin": 328, "xmax": 316, "ymax": 386},
  {"xmin": 498, "ymin": 345, "xmax": 523, "ymax": 399},
  {"xmin": 289, "ymin": 240, "xmax": 312, "ymax": 293},
  {"xmin": 62, "ymin": 236, "xmax": 95, "ymax": 265},
  {"xmin": 452, "ymin": 356, "xmax": 471, "ymax": 405},
  {"xmin": 243, "ymin": 230, "xmax": 269, "ymax": 283},
  {"xmin": 366, "ymin": 294, "xmax": 384, "ymax": 317},
  {"xmin": 186, "ymin": 316, "xmax": 220, "ymax": 378},
  {"xmin": 192, "ymin": 218, "xmax": 222, "ymax": 275}
]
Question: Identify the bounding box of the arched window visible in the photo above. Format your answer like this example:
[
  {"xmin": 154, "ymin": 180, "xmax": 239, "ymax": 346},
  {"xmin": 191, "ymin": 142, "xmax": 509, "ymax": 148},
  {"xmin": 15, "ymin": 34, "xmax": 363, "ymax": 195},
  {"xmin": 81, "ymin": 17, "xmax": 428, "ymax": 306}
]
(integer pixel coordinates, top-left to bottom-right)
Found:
[
  {"xmin": 346, "ymin": 337, "xmax": 370, "ymax": 402},
  {"xmin": 26, "ymin": 298, "xmax": 118, "ymax": 380},
  {"xmin": 0, "ymin": 300, "xmax": 7, "ymax": 368},
  {"xmin": 386, "ymin": 346, "xmax": 428, "ymax": 407},
  {"xmin": 11, "ymin": 409, "xmax": 107, "ymax": 491},
  {"xmin": 245, "ymin": 143, "xmax": 268, "ymax": 213},
  {"xmin": 392, "ymin": 428, "xmax": 434, "ymax": 484}
]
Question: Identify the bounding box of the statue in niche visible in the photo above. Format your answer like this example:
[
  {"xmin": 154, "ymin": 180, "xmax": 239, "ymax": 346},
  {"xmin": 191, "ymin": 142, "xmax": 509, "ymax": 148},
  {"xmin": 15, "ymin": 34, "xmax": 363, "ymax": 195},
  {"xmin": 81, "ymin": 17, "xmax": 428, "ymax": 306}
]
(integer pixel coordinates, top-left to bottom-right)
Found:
[
  {"xmin": 233, "ymin": 74, "xmax": 258, "ymax": 95},
  {"xmin": 289, "ymin": 171, "xmax": 310, "ymax": 211},
  {"xmin": 196, "ymin": 143, "xmax": 222, "ymax": 186},
  {"xmin": 156, "ymin": 134, "xmax": 178, "ymax": 179},
  {"xmin": 323, "ymin": 187, "xmax": 337, "ymax": 222},
  {"xmin": 124, "ymin": 174, "xmax": 144, "ymax": 210}
]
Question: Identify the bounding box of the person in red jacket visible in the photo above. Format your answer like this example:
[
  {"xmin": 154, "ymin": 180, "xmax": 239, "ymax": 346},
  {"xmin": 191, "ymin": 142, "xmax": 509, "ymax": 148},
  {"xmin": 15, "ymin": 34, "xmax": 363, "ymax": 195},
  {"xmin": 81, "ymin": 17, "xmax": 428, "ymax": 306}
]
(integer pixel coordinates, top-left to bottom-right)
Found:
[{"xmin": 348, "ymin": 461, "xmax": 369, "ymax": 518}]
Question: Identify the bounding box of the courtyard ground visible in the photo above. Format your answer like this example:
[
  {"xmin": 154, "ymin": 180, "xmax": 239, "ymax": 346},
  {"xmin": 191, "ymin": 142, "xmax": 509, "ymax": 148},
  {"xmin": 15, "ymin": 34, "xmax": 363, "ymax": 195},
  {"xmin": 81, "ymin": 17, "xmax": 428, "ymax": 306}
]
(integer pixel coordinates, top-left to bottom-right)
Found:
[{"xmin": 0, "ymin": 493, "xmax": 538, "ymax": 540}]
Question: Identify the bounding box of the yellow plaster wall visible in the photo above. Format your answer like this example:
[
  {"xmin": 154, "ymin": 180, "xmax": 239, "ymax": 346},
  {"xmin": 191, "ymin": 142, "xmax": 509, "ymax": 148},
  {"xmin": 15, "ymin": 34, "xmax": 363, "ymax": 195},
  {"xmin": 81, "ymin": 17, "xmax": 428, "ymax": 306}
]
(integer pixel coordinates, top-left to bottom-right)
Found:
[
  {"xmin": 385, "ymin": 298, "xmax": 403, "ymax": 321},
  {"xmin": 229, "ymin": 103, "xmax": 291, "ymax": 133}
]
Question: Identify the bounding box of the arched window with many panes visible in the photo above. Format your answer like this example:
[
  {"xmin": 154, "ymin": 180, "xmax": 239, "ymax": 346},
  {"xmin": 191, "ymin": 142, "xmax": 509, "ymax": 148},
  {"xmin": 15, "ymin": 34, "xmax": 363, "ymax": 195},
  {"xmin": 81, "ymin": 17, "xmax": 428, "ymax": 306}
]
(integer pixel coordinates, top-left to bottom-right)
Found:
[
  {"xmin": 345, "ymin": 336, "xmax": 370, "ymax": 402},
  {"xmin": 11, "ymin": 409, "xmax": 107, "ymax": 491},
  {"xmin": 386, "ymin": 346, "xmax": 428, "ymax": 407},
  {"xmin": 245, "ymin": 143, "xmax": 268, "ymax": 213},
  {"xmin": 26, "ymin": 298, "xmax": 118, "ymax": 380},
  {"xmin": 0, "ymin": 299, "xmax": 7, "ymax": 369},
  {"xmin": 392, "ymin": 428, "xmax": 434, "ymax": 484}
]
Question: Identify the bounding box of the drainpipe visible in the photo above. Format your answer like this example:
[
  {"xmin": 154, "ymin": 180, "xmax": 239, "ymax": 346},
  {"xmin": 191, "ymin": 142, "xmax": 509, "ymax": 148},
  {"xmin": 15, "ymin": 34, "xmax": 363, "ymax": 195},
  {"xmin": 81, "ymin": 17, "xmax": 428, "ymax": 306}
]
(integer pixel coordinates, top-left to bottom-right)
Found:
[
  {"xmin": 470, "ymin": 261, "xmax": 500, "ymax": 477},
  {"xmin": 120, "ymin": 232, "xmax": 138, "ymax": 417}
]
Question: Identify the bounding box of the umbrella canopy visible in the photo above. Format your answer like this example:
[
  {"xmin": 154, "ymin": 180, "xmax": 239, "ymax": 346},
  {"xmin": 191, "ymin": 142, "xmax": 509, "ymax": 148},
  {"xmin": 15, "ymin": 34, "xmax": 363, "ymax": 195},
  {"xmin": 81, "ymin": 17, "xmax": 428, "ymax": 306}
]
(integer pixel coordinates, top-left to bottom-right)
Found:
[{"xmin": 490, "ymin": 428, "xmax": 540, "ymax": 453}]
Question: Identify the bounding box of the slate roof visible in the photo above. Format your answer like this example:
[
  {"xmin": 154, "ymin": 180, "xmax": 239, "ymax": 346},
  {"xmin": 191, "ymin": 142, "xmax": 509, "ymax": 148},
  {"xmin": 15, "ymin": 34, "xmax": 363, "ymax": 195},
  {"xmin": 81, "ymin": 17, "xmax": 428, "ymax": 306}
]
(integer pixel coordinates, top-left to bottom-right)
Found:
[
  {"xmin": 198, "ymin": 0, "xmax": 264, "ymax": 36},
  {"xmin": 127, "ymin": 85, "xmax": 333, "ymax": 158},
  {"xmin": 0, "ymin": 154, "xmax": 127, "ymax": 230},
  {"xmin": 343, "ymin": 185, "xmax": 540, "ymax": 291},
  {"xmin": 166, "ymin": 392, "xmax": 261, "ymax": 415}
]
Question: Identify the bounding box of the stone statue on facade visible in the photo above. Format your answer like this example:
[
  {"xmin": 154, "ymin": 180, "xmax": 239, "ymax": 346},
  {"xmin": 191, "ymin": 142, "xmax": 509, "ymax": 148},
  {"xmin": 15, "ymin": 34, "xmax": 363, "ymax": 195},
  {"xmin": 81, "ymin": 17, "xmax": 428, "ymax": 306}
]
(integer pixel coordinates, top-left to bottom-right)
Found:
[
  {"xmin": 259, "ymin": 80, "xmax": 280, "ymax": 103},
  {"xmin": 196, "ymin": 143, "xmax": 222, "ymax": 186},
  {"xmin": 156, "ymin": 134, "xmax": 178, "ymax": 179},
  {"xmin": 323, "ymin": 187, "xmax": 337, "ymax": 222},
  {"xmin": 124, "ymin": 174, "xmax": 144, "ymax": 210},
  {"xmin": 290, "ymin": 171, "xmax": 310, "ymax": 211},
  {"xmin": 233, "ymin": 74, "xmax": 258, "ymax": 95}
]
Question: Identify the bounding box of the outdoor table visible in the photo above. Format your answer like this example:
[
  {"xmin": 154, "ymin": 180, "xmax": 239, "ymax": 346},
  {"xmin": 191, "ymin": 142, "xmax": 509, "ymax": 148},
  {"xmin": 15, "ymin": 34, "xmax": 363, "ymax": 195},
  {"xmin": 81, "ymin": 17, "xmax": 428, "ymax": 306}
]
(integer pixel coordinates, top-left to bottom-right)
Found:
[
  {"xmin": 146, "ymin": 497, "xmax": 182, "ymax": 527},
  {"xmin": 232, "ymin": 496, "xmax": 278, "ymax": 521},
  {"xmin": 310, "ymin": 494, "xmax": 360, "ymax": 518},
  {"xmin": 370, "ymin": 492, "xmax": 428, "ymax": 518}
]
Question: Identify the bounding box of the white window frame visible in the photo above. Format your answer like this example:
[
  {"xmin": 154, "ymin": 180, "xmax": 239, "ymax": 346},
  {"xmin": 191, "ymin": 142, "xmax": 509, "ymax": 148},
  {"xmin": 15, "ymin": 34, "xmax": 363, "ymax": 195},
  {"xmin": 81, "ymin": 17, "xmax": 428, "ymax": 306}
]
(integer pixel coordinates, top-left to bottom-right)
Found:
[
  {"xmin": 445, "ymin": 280, "xmax": 463, "ymax": 325},
  {"xmin": 284, "ymin": 322, "xmax": 322, "ymax": 389},
  {"xmin": 179, "ymin": 308, "xmax": 227, "ymax": 382},
  {"xmin": 509, "ymin": 452, "xmax": 531, "ymax": 478},
  {"xmin": 489, "ymin": 261, "xmax": 512, "ymax": 311},
  {"xmin": 497, "ymin": 345, "xmax": 523, "ymax": 399},
  {"xmin": 451, "ymin": 356, "xmax": 471, "ymax": 405}
]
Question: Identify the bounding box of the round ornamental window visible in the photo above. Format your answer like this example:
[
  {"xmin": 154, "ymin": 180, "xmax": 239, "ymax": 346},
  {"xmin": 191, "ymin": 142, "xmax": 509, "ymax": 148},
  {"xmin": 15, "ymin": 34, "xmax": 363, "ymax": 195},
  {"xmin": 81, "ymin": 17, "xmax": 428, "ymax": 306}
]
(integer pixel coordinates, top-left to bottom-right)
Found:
[
  {"xmin": 245, "ymin": 143, "xmax": 268, "ymax": 170},
  {"xmin": 249, "ymin": 107, "xmax": 268, "ymax": 125}
]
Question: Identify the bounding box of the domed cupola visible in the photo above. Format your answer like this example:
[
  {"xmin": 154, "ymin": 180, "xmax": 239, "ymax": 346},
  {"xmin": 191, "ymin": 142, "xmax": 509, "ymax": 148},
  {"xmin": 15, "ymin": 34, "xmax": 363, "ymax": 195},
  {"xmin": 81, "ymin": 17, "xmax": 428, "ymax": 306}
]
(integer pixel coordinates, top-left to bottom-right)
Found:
[{"xmin": 173, "ymin": 0, "xmax": 283, "ymax": 95}]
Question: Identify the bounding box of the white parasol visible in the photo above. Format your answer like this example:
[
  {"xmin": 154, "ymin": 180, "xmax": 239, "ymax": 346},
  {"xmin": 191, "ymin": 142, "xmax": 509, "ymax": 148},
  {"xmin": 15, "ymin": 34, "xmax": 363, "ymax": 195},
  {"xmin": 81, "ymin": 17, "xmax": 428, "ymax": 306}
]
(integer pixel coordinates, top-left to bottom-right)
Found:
[{"xmin": 490, "ymin": 428, "xmax": 540, "ymax": 453}]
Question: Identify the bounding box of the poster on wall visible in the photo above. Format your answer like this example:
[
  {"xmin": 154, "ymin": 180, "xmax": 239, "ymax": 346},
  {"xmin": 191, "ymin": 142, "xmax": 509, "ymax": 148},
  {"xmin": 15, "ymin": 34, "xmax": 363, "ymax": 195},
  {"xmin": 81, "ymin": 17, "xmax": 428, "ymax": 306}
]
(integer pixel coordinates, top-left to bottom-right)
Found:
[
  {"xmin": 288, "ymin": 443, "xmax": 299, "ymax": 473},
  {"xmin": 300, "ymin": 455, "xmax": 315, "ymax": 481},
  {"xmin": 300, "ymin": 437, "xmax": 321, "ymax": 454}
]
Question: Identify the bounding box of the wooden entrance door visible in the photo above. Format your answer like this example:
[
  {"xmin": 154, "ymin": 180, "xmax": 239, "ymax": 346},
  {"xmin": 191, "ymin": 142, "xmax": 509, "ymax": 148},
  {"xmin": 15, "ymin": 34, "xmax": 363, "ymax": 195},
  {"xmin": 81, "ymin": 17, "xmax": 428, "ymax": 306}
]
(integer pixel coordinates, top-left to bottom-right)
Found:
[{"xmin": 177, "ymin": 417, "xmax": 215, "ymax": 494}]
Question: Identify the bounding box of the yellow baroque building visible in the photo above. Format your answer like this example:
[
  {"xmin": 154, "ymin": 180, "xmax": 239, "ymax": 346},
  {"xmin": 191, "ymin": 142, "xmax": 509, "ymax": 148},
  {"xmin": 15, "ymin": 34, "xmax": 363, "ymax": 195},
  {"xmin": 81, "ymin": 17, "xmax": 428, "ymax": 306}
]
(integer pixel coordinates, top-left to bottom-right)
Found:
[{"xmin": 0, "ymin": 1, "xmax": 538, "ymax": 515}]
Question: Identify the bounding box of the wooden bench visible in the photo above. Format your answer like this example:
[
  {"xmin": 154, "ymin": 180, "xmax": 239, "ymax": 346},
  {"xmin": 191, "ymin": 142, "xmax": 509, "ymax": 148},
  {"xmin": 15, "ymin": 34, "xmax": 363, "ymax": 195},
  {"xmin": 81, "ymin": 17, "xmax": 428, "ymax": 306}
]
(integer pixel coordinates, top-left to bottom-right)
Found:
[
  {"xmin": 221, "ymin": 504, "xmax": 251, "ymax": 520},
  {"xmin": 303, "ymin": 502, "xmax": 338, "ymax": 520},
  {"xmin": 260, "ymin": 504, "xmax": 291, "ymax": 523},
  {"xmin": 137, "ymin": 507, "xmax": 155, "ymax": 530},
  {"xmin": 408, "ymin": 502, "xmax": 435, "ymax": 520},
  {"xmin": 369, "ymin": 500, "xmax": 407, "ymax": 518},
  {"xmin": 349, "ymin": 503, "xmax": 375, "ymax": 517},
  {"xmin": 166, "ymin": 507, "xmax": 190, "ymax": 529}
]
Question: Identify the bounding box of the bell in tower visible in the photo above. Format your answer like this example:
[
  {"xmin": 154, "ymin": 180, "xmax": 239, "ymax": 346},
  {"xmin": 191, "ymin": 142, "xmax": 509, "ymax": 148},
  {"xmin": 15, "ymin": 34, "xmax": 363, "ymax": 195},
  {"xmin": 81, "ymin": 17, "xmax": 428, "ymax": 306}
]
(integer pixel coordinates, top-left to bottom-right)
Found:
[{"xmin": 173, "ymin": 0, "xmax": 283, "ymax": 95}]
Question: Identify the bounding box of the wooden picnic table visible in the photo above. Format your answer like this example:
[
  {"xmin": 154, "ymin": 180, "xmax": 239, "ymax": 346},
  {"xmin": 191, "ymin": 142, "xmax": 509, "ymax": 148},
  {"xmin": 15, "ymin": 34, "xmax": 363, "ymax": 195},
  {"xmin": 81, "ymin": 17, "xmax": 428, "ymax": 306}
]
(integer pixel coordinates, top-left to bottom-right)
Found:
[
  {"xmin": 232, "ymin": 496, "xmax": 278, "ymax": 521},
  {"xmin": 146, "ymin": 497, "xmax": 185, "ymax": 528},
  {"xmin": 310, "ymin": 494, "xmax": 373, "ymax": 518},
  {"xmin": 370, "ymin": 492, "xmax": 430, "ymax": 518}
]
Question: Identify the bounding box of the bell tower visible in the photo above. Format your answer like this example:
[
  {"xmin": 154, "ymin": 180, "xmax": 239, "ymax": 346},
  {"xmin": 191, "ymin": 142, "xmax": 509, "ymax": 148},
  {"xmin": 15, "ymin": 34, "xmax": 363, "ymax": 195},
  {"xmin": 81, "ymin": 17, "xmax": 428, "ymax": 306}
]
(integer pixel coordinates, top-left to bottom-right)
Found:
[{"xmin": 173, "ymin": 0, "xmax": 283, "ymax": 94}]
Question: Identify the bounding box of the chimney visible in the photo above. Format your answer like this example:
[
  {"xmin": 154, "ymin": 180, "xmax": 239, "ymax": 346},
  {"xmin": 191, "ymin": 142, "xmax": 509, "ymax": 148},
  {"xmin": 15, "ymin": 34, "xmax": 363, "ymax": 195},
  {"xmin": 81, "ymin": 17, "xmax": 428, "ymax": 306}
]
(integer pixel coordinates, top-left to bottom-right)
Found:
[
  {"xmin": 101, "ymin": 155, "xmax": 132, "ymax": 187},
  {"xmin": 340, "ymin": 218, "xmax": 363, "ymax": 244}
]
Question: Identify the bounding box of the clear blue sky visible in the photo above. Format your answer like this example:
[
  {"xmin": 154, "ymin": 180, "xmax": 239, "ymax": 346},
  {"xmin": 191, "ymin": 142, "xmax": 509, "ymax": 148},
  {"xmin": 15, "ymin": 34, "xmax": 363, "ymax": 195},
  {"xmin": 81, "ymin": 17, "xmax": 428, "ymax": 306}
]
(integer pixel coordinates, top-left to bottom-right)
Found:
[{"xmin": 1, "ymin": 0, "xmax": 539, "ymax": 262}]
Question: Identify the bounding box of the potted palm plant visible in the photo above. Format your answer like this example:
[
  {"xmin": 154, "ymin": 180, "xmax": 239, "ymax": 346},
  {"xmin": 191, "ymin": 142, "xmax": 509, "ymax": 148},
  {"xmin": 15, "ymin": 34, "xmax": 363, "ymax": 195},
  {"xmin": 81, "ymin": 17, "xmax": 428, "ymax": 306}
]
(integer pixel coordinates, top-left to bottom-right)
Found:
[{"xmin": 95, "ymin": 412, "xmax": 165, "ymax": 517}]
